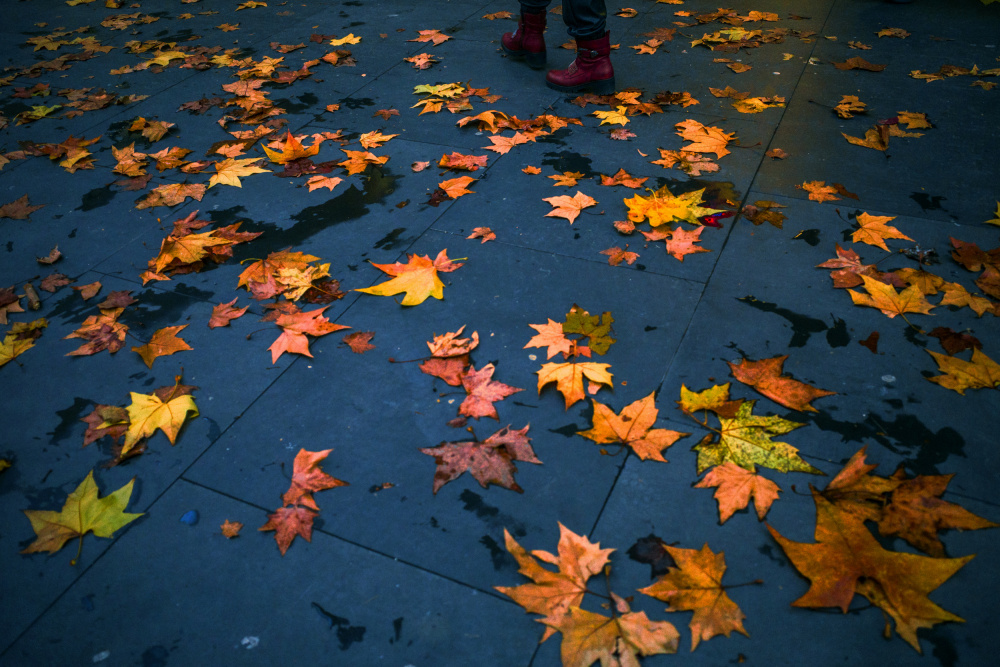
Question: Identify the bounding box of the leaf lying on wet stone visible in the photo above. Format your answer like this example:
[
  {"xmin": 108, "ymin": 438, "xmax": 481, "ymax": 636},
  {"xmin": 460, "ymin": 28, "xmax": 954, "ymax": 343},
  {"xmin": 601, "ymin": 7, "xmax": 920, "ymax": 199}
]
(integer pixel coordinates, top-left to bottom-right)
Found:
[
  {"xmin": 419, "ymin": 424, "xmax": 538, "ymax": 493},
  {"xmin": 577, "ymin": 392, "xmax": 688, "ymax": 462},
  {"xmin": 728, "ymin": 355, "xmax": 835, "ymax": 412},
  {"xmin": 355, "ymin": 249, "xmax": 463, "ymax": 306}
]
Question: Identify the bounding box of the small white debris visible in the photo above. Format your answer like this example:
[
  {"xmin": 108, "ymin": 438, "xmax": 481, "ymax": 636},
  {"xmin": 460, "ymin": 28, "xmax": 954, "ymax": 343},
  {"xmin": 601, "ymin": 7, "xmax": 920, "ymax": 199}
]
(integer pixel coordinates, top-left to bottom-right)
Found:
[
  {"xmin": 881, "ymin": 375, "xmax": 896, "ymax": 383},
  {"xmin": 241, "ymin": 636, "xmax": 260, "ymax": 650},
  {"xmin": 92, "ymin": 651, "xmax": 111, "ymax": 663}
]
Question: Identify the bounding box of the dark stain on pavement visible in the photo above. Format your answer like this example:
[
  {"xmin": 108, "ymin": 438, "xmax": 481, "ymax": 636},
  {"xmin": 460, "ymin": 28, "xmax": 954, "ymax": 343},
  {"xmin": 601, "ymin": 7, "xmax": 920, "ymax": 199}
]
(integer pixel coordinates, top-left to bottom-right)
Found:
[
  {"xmin": 542, "ymin": 150, "xmax": 593, "ymax": 176},
  {"xmin": 78, "ymin": 184, "xmax": 117, "ymax": 212},
  {"xmin": 480, "ymin": 534, "xmax": 517, "ymax": 571},
  {"xmin": 373, "ymin": 227, "xmax": 410, "ymax": 250},
  {"xmin": 910, "ymin": 192, "xmax": 947, "ymax": 212},
  {"xmin": 737, "ymin": 296, "xmax": 828, "ymax": 347},
  {"xmin": 312, "ymin": 603, "xmax": 366, "ymax": 650},
  {"xmin": 48, "ymin": 396, "xmax": 92, "ymax": 445},
  {"xmin": 460, "ymin": 489, "xmax": 526, "ymax": 539}
]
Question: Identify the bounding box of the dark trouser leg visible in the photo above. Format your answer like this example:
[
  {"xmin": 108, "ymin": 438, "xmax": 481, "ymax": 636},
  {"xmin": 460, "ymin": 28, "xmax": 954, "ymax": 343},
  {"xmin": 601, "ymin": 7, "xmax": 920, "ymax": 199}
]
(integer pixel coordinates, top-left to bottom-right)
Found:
[
  {"xmin": 520, "ymin": 0, "xmax": 552, "ymax": 13},
  {"xmin": 562, "ymin": 0, "xmax": 607, "ymax": 39}
]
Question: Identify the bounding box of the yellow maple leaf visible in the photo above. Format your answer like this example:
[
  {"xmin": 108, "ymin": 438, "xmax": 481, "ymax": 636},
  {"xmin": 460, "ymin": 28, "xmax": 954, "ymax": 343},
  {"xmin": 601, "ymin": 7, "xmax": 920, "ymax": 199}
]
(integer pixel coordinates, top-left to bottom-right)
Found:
[
  {"xmin": 329, "ymin": 33, "xmax": 361, "ymax": 45},
  {"xmin": 20, "ymin": 471, "xmax": 142, "ymax": 561},
  {"xmin": 926, "ymin": 349, "xmax": 1000, "ymax": 394},
  {"xmin": 547, "ymin": 604, "xmax": 679, "ymax": 666},
  {"xmin": 355, "ymin": 249, "xmax": 463, "ymax": 306},
  {"xmin": 208, "ymin": 157, "xmax": 270, "ymax": 188},
  {"xmin": 625, "ymin": 185, "xmax": 724, "ymax": 227},
  {"xmin": 537, "ymin": 361, "xmax": 613, "ymax": 409},
  {"xmin": 848, "ymin": 275, "xmax": 935, "ymax": 319},
  {"xmin": 123, "ymin": 386, "xmax": 199, "ymax": 454},
  {"xmin": 985, "ymin": 202, "xmax": 1000, "ymax": 227},
  {"xmin": 593, "ymin": 105, "xmax": 629, "ymax": 126},
  {"xmin": 852, "ymin": 212, "xmax": 914, "ymax": 251}
]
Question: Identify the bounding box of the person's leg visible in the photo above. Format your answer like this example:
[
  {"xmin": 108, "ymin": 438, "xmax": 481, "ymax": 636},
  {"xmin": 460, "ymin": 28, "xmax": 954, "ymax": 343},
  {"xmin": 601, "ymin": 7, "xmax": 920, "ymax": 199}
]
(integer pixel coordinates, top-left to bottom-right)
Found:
[
  {"xmin": 546, "ymin": 0, "xmax": 614, "ymax": 93},
  {"xmin": 501, "ymin": 1, "xmax": 552, "ymax": 69}
]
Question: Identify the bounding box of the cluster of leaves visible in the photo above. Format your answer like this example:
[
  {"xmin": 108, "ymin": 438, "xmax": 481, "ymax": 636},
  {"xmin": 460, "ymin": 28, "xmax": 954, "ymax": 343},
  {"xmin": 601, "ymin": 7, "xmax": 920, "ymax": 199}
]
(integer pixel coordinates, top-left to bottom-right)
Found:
[
  {"xmin": 260, "ymin": 448, "xmax": 348, "ymax": 555},
  {"xmin": 496, "ymin": 523, "xmax": 753, "ymax": 661},
  {"xmin": 140, "ymin": 210, "xmax": 262, "ymax": 284},
  {"xmin": 528, "ymin": 305, "xmax": 616, "ymax": 409},
  {"xmin": 412, "ymin": 325, "xmax": 537, "ymax": 493},
  {"xmin": 0, "ymin": 318, "xmax": 47, "ymax": 368}
]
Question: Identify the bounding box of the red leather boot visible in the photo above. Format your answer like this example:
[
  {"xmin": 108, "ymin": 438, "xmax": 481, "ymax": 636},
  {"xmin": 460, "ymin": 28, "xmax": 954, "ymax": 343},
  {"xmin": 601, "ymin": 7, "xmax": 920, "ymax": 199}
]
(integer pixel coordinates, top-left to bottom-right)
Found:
[
  {"xmin": 546, "ymin": 32, "xmax": 615, "ymax": 94},
  {"xmin": 501, "ymin": 11, "xmax": 547, "ymax": 69}
]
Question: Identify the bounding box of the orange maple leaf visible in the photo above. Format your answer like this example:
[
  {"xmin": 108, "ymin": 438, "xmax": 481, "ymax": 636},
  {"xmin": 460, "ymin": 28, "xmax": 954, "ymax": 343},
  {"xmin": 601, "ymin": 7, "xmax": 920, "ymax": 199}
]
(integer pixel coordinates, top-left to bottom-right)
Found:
[
  {"xmin": 339, "ymin": 149, "xmax": 389, "ymax": 175},
  {"xmin": 459, "ymin": 363, "xmax": 524, "ymax": 420},
  {"xmin": 259, "ymin": 505, "xmax": 316, "ymax": 556},
  {"xmin": 600, "ymin": 245, "xmax": 640, "ymax": 266},
  {"xmin": 438, "ymin": 151, "xmax": 489, "ymax": 171},
  {"xmin": 467, "ymin": 227, "xmax": 496, "ymax": 243},
  {"xmin": 768, "ymin": 492, "xmax": 971, "ymax": 652},
  {"xmin": 404, "ymin": 53, "xmax": 438, "ymax": 69},
  {"xmin": 438, "ymin": 176, "xmax": 476, "ymax": 199},
  {"xmin": 796, "ymin": 180, "xmax": 840, "ymax": 202},
  {"xmin": 220, "ymin": 520, "xmax": 243, "ymax": 538},
  {"xmin": 494, "ymin": 523, "xmax": 614, "ymax": 641},
  {"xmin": 546, "ymin": 603, "xmax": 680, "ymax": 665},
  {"xmin": 419, "ymin": 326, "xmax": 477, "ymax": 385},
  {"xmin": 262, "ymin": 131, "xmax": 321, "ymax": 164},
  {"xmin": 281, "ymin": 448, "xmax": 349, "ymax": 510},
  {"xmin": 359, "ymin": 131, "xmax": 398, "ymax": 150},
  {"xmin": 419, "ymin": 424, "xmax": 539, "ymax": 493},
  {"xmin": 728, "ymin": 355, "xmax": 835, "ymax": 412},
  {"xmin": 64, "ymin": 307, "xmax": 128, "ymax": 356},
  {"xmin": 848, "ymin": 274, "xmax": 935, "ymax": 319},
  {"xmin": 525, "ymin": 319, "xmax": 574, "ymax": 359},
  {"xmin": 694, "ymin": 462, "xmax": 780, "ymax": 523},
  {"xmin": 674, "ymin": 119, "xmax": 735, "ymax": 158},
  {"xmin": 208, "ymin": 299, "xmax": 248, "ymax": 328},
  {"xmin": 305, "ymin": 175, "xmax": 343, "ymax": 192},
  {"xmin": 268, "ymin": 306, "xmax": 350, "ymax": 363},
  {"xmin": 131, "ymin": 325, "xmax": 192, "ymax": 368},
  {"xmin": 342, "ymin": 331, "xmax": 375, "ymax": 353},
  {"xmin": 135, "ymin": 183, "xmax": 206, "ymax": 210},
  {"xmin": 408, "ymin": 29, "xmax": 451, "ymax": 46},
  {"xmin": 355, "ymin": 249, "xmax": 463, "ymax": 306},
  {"xmin": 639, "ymin": 542, "xmax": 750, "ymax": 650},
  {"xmin": 599, "ymin": 168, "xmax": 648, "ymax": 188},
  {"xmin": 543, "ymin": 191, "xmax": 597, "ymax": 224},
  {"xmin": 852, "ymin": 212, "xmax": 913, "ymax": 250},
  {"xmin": 483, "ymin": 132, "xmax": 528, "ymax": 154},
  {"xmin": 537, "ymin": 360, "xmax": 613, "ymax": 409},
  {"xmin": 548, "ymin": 171, "xmax": 587, "ymax": 187},
  {"xmin": 577, "ymin": 392, "xmax": 688, "ymax": 462}
]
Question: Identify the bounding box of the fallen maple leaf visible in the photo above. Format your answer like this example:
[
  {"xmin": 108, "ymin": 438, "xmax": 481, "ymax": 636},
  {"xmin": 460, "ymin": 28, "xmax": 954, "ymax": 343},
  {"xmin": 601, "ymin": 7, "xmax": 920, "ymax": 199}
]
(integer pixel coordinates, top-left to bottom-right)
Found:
[
  {"xmin": 221, "ymin": 520, "xmax": 243, "ymax": 538},
  {"xmin": 259, "ymin": 505, "xmax": 316, "ymax": 556},
  {"xmin": 459, "ymin": 363, "xmax": 524, "ymax": 420},
  {"xmin": 355, "ymin": 249, "xmax": 463, "ymax": 306},
  {"xmin": 797, "ymin": 181, "xmax": 840, "ymax": 202},
  {"xmin": 693, "ymin": 400, "xmax": 820, "ymax": 475},
  {"xmin": 728, "ymin": 355, "xmax": 835, "ymax": 412},
  {"xmin": 495, "ymin": 523, "xmax": 615, "ymax": 640},
  {"xmin": 626, "ymin": 186, "xmax": 724, "ymax": 227},
  {"xmin": 578, "ymin": 392, "xmax": 688, "ymax": 462},
  {"xmin": 928, "ymin": 327, "xmax": 982, "ymax": 355},
  {"xmin": 768, "ymin": 492, "xmax": 971, "ymax": 652},
  {"xmin": 674, "ymin": 119, "xmax": 735, "ymax": 158},
  {"xmin": 123, "ymin": 381, "xmax": 199, "ymax": 454},
  {"xmin": 1, "ymin": 318, "xmax": 47, "ymax": 367},
  {"xmin": 438, "ymin": 151, "xmax": 489, "ymax": 171},
  {"xmin": 537, "ymin": 361, "xmax": 613, "ymax": 409},
  {"xmin": 697, "ymin": 460, "xmax": 781, "ymax": 526},
  {"xmin": 263, "ymin": 131, "xmax": 321, "ymax": 164},
  {"xmin": 467, "ymin": 227, "xmax": 496, "ymax": 243},
  {"xmin": 36, "ymin": 246, "xmax": 62, "ymax": 264},
  {"xmin": 408, "ymin": 29, "xmax": 451, "ymax": 46},
  {"xmin": 208, "ymin": 157, "xmax": 269, "ymax": 188},
  {"xmin": 359, "ymin": 131, "xmax": 399, "ymax": 150},
  {"xmin": 20, "ymin": 471, "xmax": 142, "ymax": 562},
  {"xmin": 419, "ymin": 424, "xmax": 539, "ymax": 493},
  {"xmin": 848, "ymin": 274, "xmax": 935, "ymax": 319},
  {"xmin": 543, "ymin": 191, "xmax": 597, "ymax": 224},
  {"xmin": 131, "ymin": 325, "xmax": 192, "ymax": 368},
  {"xmin": 925, "ymin": 348, "xmax": 1000, "ymax": 394},
  {"xmin": 281, "ymin": 448, "xmax": 349, "ymax": 509},
  {"xmin": 600, "ymin": 245, "xmax": 640, "ymax": 266},
  {"xmin": 404, "ymin": 52, "xmax": 438, "ymax": 69},
  {"xmin": 64, "ymin": 307, "xmax": 128, "ymax": 356},
  {"xmin": 525, "ymin": 319, "xmax": 574, "ymax": 359},
  {"xmin": 329, "ymin": 33, "xmax": 361, "ymax": 45},
  {"xmin": 306, "ymin": 175, "xmax": 343, "ymax": 192},
  {"xmin": 599, "ymin": 168, "xmax": 647, "ymax": 189},
  {"xmin": 209, "ymin": 299, "xmax": 248, "ymax": 328},
  {"xmin": 677, "ymin": 383, "xmax": 745, "ymax": 419},
  {"xmin": 268, "ymin": 306, "xmax": 350, "ymax": 363},
  {"xmin": 638, "ymin": 542, "xmax": 750, "ymax": 650},
  {"xmin": 834, "ymin": 95, "xmax": 867, "ymax": 118},
  {"xmin": 985, "ymin": 202, "xmax": 1000, "ymax": 227},
  {"xmin": 342, "ymin": 331, "xmax": 375, "ymax": 354},
  {"xmin": 438, "ymin": 175, "xmax": 476, "ymax": 199},
  {"xmin": 546, "ymin": 602, "xmax": 680, "ymax": 666},
  {"xmin": 833, "ymin": 56, "xmax": 886, "ymax": 71},
  {"xmin": 72, "ymin": 281, "xmax": 102, "ymax": 300},
  {"xmin": 135, "ymin": 182, "xmax": 206, "ymax": 209},
  {"xmin": 593, "ymin": 106, "xmax": 630, "ymax": 126}
]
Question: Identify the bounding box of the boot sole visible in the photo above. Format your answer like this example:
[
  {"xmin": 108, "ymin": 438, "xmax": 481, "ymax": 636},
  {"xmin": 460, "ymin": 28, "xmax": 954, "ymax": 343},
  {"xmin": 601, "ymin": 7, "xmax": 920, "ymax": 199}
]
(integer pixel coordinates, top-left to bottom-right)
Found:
[
  {"xmin": 502, "ymin": 44, "xmax": 547, "ymax": 70},
  {"xmin": 545, "ymin": 77, "xmax": 616, "ymax": 95}
]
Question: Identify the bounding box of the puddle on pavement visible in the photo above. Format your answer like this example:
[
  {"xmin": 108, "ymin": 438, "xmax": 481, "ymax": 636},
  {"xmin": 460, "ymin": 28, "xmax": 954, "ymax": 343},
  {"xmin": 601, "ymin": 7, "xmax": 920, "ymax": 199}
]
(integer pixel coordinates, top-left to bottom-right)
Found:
[
  {"xmin": 48, "ymin": 396, "xmax": 92, "ymax": 445},
  {"xmin": 737, "ymin": 296, "xmax": 829, "ymax": 347},
  {"xmin": 793, "ymin": 229, "xmax": 821, "ymax": 246},
  {"xmin": 459, "ymin": 489, "xmax": 526, "ymax": 537},
  {"xmin": 807, "ymin": 411, "xmax": 965, "ymax": 475},
  {"xmin": 372, "ymin": 227, "xmax": 411, "ymax": 251},
  {"xmin": 78, "ymin": 184, "xmax": 117, "ymax": 211},
  {"xmin": 542, "ymin": 150, "xmax": 594, "ymax": 176},
  {"xmin": 339, "ymin": 97, "xmax": 376, "ymax": 109},
  {"xmin": 273, "ymin": 92, "xmax": 318, "ymax": 114},
  {"xmin": 910, "ymin": 192, "xmax": 948, "ymax": 212},
  {"xmin": 121, "ymin": 286, "xmax": 213, "ymax": 330},
  {"xmin": 481, "ymin": 534, "xmax": 517, "ymax": 571},
  {"xmin": 311, "ymin": 603, "xmax": 366, "ymax": 650}
]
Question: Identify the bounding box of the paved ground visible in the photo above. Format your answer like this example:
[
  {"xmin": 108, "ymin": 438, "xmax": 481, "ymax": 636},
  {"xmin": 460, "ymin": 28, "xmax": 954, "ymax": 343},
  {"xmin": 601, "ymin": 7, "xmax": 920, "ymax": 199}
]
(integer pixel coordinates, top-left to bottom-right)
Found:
[{"xmin": 2, "ymin": 0, "xmax": 999, "ymax": 665}]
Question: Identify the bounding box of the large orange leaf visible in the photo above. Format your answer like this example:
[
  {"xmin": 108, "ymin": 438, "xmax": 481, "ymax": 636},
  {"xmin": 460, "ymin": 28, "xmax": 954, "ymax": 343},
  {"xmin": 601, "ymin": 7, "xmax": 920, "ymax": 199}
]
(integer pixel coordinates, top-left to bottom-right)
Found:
[
  {"xmin": 419, "ymin": 424, "xmax": 539, "ymax": 493},
  {"xmin": 262, "ymin": 131, "xmax": 321, "ymax": 164},
  {"xmin": 639, "ymin": 543, "xmax": 749, "ymax": 650},
  {"xmin": 21, "ymin": 471, "xmax": 142, "ymax": 561},
  {"xmin": 458, "ymin": 363, "xmax": 524, "ymax": 420},
  {"xmin": 419, "ymin": 325, "xmax": 477, "ymax": 385},
  {"xmin": 64, "ymin": 307, "xmax": 128, "ymax": 356},
  {"xmin": 268, "ymin": 306, "xmax": 350, "ymax": 363},
  {"xmin": 543, "ymin": 191, "xmax": 597, "ymax": 224},
  {"xmin": 694, "ymin": 462, "xmax": 780, "ymax": 523},
  {"xmin": 577, "ymin": 392, "xmax": 688, "ymax": 462},
  {"xmin": 208, "ymin": 157, "xmax": 269, "ymax": 188},
  {"xmin": 768, "ymin": 493, "xmax": 972, "ymax": 652},
  {"xmin": 546, "ymin": 603, "xmax": 680, "ymax": 666},
  {"xmin": 259, "ymin": 505, "xmax": 316, "ymax": 556},
  {"xmin": 131, "ymin": 325, "xmax": 192, "ymax": 368},
  {"xmin": 625, "ymin": 186, "xmax": 724, "ymax": 227},
  {"xmin": 848, "ymin": 274, "xmax": 935, "ymax": 318},
  {"xmin": 208, "ymin": 298, "xmax": 248, "ymax": 328},
  {"xmin": 355, "ymin": 249, "xmax": 463, "ymax": 306},
  {"xmin": 852, "ymin": 212, "xmax": 913, "ymax": 251},
  {"xmin": 727, "ymin": 355, "xmax": 835, "ymax": 412},
  {"xmin": 674, "ymin": 119, "xmax": 735, "ymax": 158},
  {"xmin": 524, "ymin": 319, "xmax": 573, "ymax": 359},
  {"xmin": 494, "ymin": 523, "xmax": 614, "ymax": 641},
  {"xmin": 281, "ymin": 448, "xmax": 349, "ymax": 509},
  {"xmin": 537, "ymin": 361, "xmax": 613, "ymax": 409}
]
